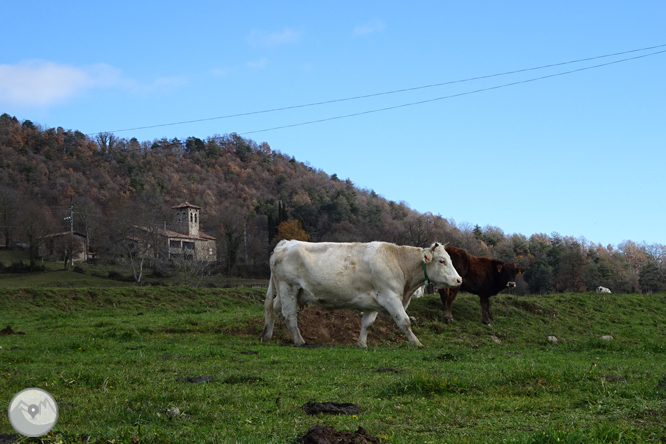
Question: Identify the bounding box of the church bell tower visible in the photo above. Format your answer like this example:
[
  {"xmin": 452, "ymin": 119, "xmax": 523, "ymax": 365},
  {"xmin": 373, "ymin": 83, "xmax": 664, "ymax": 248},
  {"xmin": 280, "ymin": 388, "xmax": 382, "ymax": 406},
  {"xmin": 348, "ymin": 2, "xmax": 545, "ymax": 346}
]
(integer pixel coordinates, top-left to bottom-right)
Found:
[{"xmin": 172, "ymin": 202, "xmax": 201, "ymax": 237}]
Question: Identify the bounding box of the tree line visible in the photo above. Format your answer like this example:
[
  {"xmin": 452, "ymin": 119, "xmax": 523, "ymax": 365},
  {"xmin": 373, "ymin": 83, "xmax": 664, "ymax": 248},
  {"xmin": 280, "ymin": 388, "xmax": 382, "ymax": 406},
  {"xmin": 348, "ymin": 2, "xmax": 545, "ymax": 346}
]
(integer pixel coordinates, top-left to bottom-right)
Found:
[{"xmin": 0, "ymin": 113, "xmax": 664, "ymax": 293}]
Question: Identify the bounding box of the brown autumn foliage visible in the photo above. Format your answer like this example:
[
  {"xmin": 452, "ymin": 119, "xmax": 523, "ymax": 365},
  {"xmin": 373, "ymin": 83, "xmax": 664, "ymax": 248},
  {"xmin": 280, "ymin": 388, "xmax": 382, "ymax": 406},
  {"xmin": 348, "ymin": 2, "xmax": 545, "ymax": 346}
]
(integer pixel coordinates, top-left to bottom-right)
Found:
[
  {"xmin": 0, "ymin": 113, "xmax": 664, "ymax": 293},
  {"xmin": 275, "ymin": 219, "xmax": 310, "ymax": 242}
]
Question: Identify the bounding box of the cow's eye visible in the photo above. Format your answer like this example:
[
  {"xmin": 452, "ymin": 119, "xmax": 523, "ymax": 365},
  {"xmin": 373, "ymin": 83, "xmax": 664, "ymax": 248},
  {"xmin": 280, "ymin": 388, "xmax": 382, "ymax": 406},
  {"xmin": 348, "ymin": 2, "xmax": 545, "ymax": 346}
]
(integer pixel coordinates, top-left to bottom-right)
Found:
[{"xmin": 439, "ymin": 260, "xmax": 446, "ymax": 265}]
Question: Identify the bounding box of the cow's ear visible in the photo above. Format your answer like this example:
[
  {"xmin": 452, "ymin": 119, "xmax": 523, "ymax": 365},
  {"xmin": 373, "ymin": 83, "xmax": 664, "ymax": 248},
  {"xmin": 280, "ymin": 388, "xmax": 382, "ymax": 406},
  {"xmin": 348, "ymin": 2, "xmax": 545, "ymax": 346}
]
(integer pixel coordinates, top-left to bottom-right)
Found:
[
  {"xmin": 497, "ymin": 264, "xmax": 503, "ymax": 273},
  {"xmin": 423, "ymin": 250, "xmax": 433, "ymax": 263},
  {"xmin": 518, "ymin": 267, "xmax": 525, "ymax": 275}
]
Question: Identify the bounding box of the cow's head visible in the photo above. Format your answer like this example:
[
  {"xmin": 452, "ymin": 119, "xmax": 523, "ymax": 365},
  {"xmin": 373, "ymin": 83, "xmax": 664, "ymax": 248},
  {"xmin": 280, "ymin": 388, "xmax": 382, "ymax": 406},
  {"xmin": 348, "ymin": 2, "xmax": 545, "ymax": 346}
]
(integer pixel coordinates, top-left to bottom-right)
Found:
[
  {"xmin": 423, "ymin": 242, "xmax": 462, "ymax": 289},
  {"xmin": 495, "ymin": 262, "xmax": 525, "ymax": 288}
]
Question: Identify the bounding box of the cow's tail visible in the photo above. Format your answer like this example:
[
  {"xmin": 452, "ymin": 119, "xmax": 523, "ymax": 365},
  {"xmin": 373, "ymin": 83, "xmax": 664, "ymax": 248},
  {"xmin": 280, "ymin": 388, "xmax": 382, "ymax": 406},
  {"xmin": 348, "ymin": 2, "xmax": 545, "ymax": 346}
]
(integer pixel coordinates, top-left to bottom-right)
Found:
[{"xmin": 261, "ymin": 272, "xmax": 279, "ymax": 341}]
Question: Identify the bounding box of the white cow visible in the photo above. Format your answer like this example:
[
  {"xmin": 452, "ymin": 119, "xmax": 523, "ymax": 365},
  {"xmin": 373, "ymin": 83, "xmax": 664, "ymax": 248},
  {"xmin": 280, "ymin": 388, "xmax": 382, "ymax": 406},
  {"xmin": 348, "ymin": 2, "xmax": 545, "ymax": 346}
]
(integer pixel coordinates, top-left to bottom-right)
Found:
[
  {"xmin": 261, "ymin": 240, "xmax": 462, "ymax": 347},
  {"xmin": 596, "ymin": 286, "xmax": 612, "ymax": 294}
]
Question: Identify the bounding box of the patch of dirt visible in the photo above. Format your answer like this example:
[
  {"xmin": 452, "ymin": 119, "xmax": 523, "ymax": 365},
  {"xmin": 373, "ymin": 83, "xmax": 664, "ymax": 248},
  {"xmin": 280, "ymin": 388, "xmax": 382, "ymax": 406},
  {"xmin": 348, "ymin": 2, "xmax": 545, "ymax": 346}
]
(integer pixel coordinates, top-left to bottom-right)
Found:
[
  {"xmin": 302, "ymin": 401, "xmax": 360, "ymax": 416},
  {"xmin": 373, "ymin": 368, "xmax": 405, "ymax": 374},
  {"xmin": 275, "ymin": 307, "xmax": 406, "ymax": 346},
  {"xmin": 297, "ymin": 425, "xmax": 380, "ymax": 444},
  {"xmin": 509, "ymin": 300, "xmax": 558, "ymax": 318},
  {"xmin": 0, "ymin": 434, "xmax": 18, "ymax": 444},
  {"xmin": 224, "ymin": 305, "xmax": 410, "ymax": 346},
  {"xmin": 186, "ymin": 376, "xmax": 214, "ymax": 383},
  {"xmin": 602, "ymin": 375, "xmax": 627, "ymax": 383}
]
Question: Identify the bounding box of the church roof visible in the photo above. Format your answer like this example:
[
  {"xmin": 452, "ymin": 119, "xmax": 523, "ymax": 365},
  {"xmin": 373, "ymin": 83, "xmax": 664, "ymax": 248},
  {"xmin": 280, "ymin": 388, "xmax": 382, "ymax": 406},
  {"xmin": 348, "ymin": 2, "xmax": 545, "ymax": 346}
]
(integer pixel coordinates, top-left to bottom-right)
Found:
[
  {"xmin": 161, "ymin": 228, "xmax": 216, "ymax": 241},
  {"xmin": 172, "ymin": 201, "xmax": 201, "ymax": 210}
]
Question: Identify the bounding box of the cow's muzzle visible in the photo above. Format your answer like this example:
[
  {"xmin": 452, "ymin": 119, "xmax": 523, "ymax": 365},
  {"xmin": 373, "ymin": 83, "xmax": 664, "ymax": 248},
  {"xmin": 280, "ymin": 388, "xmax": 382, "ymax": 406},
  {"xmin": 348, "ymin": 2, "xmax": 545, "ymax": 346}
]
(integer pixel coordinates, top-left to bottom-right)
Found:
[{"xmin": 507, "ymin": 281, "xmax": 516, "ymax": 288}]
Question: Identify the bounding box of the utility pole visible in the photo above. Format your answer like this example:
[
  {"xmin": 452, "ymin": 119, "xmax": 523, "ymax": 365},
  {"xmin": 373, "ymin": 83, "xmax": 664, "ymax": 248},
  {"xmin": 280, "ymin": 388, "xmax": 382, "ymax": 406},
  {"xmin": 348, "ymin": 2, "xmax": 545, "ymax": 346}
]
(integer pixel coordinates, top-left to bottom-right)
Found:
[
  {"xmin": 69, "ymin": 201, "xmax": 74, "ymax": 266},
  {"xmin": 62, "ymin": 200, "xmax": 76, "ymax": 266}
]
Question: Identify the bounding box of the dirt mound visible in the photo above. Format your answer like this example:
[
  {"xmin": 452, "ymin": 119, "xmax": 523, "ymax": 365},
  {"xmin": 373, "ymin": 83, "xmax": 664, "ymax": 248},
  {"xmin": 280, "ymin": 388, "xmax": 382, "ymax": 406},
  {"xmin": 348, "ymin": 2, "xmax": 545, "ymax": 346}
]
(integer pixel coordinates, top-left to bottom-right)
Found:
[
  {"xmin": 297, "ymin": 425, "xmax": 380, "ymax": 444},
  {"xmin": 226, "ymin": 306, "xmax": 408, "ymax": 346},
  {"xmin": 281, "ymin": 307, "xmax": 406, "ymax": 346},
  {"xmin": 0, "ymin": 325, "xmax": 25, "ymax": 336}
]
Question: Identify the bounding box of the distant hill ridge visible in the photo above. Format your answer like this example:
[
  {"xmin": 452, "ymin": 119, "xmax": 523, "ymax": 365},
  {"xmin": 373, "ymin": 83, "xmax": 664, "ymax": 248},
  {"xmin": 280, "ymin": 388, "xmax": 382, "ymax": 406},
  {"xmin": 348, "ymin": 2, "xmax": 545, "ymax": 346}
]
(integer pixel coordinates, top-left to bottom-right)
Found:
[{"xmin": 1, "ymin": 113, "xmax": 663, "ymax": 294}]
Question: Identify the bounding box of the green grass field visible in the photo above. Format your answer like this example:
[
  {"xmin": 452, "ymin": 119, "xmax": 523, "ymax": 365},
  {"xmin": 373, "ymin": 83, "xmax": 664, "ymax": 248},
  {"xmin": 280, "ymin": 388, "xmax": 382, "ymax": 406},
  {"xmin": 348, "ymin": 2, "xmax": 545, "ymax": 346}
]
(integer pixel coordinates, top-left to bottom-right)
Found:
[
  {"xmin": 1, "ymin": 287, "xmax": 665, "ymax": 443},
  {"xmin": 0, "ymin": 250, "xmax": 269, "ymax": 289}
]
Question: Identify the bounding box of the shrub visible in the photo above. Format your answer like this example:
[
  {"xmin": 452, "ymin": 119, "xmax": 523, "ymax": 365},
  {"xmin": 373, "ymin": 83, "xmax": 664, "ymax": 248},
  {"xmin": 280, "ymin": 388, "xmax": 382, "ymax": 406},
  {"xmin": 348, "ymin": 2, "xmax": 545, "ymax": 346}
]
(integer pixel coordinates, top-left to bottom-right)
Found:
[
  {"xmin": 6, "ymin": 261, "xmax": 31, "ymax": 273},
  {"xmin": 108, "ymin": 270, "xmax": 123, "ymax": 280}
]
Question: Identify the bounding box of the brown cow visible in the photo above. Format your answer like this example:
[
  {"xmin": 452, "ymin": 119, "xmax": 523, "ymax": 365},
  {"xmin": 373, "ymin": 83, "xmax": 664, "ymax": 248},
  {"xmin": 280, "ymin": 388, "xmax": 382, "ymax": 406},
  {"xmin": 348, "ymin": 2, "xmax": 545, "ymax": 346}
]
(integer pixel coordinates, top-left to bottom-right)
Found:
[{"xmin": 439, "ymin": 246, "xmax": 524, "ymax": 325}]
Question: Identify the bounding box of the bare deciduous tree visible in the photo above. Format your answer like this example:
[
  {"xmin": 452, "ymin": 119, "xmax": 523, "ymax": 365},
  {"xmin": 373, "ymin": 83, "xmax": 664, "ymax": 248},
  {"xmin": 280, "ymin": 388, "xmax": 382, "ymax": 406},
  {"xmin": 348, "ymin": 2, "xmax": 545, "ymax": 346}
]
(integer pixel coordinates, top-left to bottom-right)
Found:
[
  {"xmin": 73, "ymin": 196, "xmax": 102, "ymax": 260},
  {"xmin": 108, "ymin": 193, "xmax": 168, "ymax": 283},
  {"xmin": 0, "ymin": 186, "xmax": 19, "ymax": 248},
  {"xmin": 216, "ymin": 204, "xmax": 249, "ymax": 275},
  {"xmin": 53, "ymin": 233, "xmax": 84, "ymax": 270},
  {"xmin": 17, "ymin": 203, "xmax": 56, "ymax": 269}
]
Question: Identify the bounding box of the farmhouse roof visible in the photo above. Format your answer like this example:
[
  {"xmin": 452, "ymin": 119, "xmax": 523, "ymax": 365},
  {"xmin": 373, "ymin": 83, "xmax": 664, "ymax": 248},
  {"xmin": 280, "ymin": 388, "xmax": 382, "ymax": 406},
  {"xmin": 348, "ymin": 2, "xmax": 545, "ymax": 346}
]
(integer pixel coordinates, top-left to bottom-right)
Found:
[{"xmin": 42, "ymin": 231, "xmax": 87, "ymax": 239}]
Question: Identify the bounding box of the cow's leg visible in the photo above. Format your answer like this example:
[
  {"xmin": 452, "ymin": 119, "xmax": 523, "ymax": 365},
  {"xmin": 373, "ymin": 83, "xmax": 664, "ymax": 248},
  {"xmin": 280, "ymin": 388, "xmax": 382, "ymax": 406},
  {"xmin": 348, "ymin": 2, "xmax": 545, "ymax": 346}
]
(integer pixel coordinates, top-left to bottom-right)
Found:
[
  {"xmin": 358, "ymin": 311, "xmax": 378, "ymax": 348},
  {"xmin": 261, "ymin": 313, "xmax": 276, "ymax": 342},
  {"xmin": 261, "ymin": 277, "xmax": 278, "ymax": 342},
  {"xmin": 487, "ymin": 297, "xmax": 495, "ymax": 322},
  {"xmin": 279, "ymin": 282, "xmax": 306, "ymax": 346},
  {"xmin": 480, "ymin": 296, "xmax": 492, "ymax": 325},
  {"xmin": 379, "ymin": 295, "xmax": 423, "ymax": 347},
  {"xmin": 439, "ymin": 288, "xmax": 458, "ymax": 324}
]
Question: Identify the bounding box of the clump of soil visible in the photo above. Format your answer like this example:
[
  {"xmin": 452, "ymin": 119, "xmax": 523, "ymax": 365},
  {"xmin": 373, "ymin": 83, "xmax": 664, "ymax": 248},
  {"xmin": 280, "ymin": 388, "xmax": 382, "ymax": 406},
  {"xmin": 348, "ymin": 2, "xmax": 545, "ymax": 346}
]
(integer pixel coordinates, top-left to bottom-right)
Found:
[
  {"xmin": 0, "ymin": 325, "xmax": 25, "ymax": 336},
  {"xmin": 297, "ymin": 425, "xmax": 380, "ymax": 444},
  {"xmin": 302, "ymin": 401, "xmax": 360, "ymax": 416}
]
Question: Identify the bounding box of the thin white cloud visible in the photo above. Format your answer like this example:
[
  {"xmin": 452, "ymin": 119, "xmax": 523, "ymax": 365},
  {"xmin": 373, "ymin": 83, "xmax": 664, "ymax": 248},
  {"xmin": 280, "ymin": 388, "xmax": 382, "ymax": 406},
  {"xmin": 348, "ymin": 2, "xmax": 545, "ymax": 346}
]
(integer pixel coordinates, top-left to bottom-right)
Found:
[
  {"xmin": 137, "ymin": 76, "xmax": 187, "ymax": 94},
  {"xmin": 248, "ymin": 28, "xmax": 301, "ymax": 47},
  {"xmin": 0, "ymin": 60, "xmax": 118, "ymax": 107},
  {"xmin": 247, "ymin": 58, "xmax": 269, "ymax": 69},
  {"xmin": 209, "ymin": 67, "xmax": 229, "ymax": 77},
  {"xmin": 353, "ymin": 19, "xmax": 386, "ymax": 36},
  {"xmin": 0, "ymin": 60, "xmax": 184, "ymax": 108}
]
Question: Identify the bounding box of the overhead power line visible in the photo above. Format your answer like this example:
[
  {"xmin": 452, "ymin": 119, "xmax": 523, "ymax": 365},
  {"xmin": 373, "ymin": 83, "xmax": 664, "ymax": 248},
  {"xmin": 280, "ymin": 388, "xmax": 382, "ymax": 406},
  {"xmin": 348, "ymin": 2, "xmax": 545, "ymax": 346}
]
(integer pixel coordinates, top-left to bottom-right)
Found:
[
  {"xmin": 241, "ymin": 48, "xmax": 666, "ymax": 135},
  {"xmin": 91, "ymin": 43, "xmax": 666, "ymax": 136}
]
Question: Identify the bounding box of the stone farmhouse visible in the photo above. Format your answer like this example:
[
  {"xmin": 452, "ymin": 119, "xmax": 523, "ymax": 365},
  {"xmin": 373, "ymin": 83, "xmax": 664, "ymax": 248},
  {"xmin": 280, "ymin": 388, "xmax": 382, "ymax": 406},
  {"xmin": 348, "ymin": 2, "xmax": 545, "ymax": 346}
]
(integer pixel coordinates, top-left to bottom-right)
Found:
[{"xmin": 41, "ymin": 231, "xmax": 87, "ymax": 262}]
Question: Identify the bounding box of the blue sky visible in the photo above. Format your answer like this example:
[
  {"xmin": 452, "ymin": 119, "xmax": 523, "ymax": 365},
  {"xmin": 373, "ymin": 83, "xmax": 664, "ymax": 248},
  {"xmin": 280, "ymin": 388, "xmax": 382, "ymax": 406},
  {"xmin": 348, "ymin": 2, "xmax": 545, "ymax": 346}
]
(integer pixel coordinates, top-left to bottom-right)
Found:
[{"xmin": 1, "ymin": 1, "xmax": 665, "ymax": 247}]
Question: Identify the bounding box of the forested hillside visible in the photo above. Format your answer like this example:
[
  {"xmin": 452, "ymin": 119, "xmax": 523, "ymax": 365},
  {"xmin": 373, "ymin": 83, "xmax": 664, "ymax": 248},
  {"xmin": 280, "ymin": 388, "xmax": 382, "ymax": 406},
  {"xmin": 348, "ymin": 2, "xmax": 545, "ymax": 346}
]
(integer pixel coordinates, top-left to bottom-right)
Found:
[{"xmin": 0, "ymin": 113, "xmax": 664, "ymax": 293}]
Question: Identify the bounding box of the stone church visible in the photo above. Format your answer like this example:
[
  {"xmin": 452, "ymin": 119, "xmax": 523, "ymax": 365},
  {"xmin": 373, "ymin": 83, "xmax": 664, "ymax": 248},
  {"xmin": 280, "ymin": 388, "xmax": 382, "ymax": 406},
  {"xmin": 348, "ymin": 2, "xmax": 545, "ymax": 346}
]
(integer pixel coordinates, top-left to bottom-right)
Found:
[{"xmin": 162, "ymin": 202, "xmax": 217, "ymax": 261}]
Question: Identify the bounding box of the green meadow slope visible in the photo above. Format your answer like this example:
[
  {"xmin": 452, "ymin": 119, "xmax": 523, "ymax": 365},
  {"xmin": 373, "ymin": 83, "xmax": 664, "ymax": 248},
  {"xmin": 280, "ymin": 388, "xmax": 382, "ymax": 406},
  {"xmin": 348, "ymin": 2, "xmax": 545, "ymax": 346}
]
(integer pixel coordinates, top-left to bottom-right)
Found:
[{"xmin": 1, "ymin": 288, "xmax": 665, "ymax": 443}]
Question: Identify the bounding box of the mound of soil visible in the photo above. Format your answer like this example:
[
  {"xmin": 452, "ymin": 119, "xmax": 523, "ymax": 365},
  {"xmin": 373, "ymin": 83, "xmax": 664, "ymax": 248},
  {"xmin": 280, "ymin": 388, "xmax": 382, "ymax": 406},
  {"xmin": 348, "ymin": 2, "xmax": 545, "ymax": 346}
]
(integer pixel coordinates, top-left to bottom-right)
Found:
[
  {"xmin": 297, "ymin": 425, "xmax": 380, "ymax": 444},
  {"xmin": 286, "ymin": 307, "xmax": 405, "ymax": 346},
  {"xmin": 226, "ymin": 306, "xmax": 410, "ymax": 346},
  {"xmin": 0, "ymin": 325, "xmax": 25, "ymax": 336}
]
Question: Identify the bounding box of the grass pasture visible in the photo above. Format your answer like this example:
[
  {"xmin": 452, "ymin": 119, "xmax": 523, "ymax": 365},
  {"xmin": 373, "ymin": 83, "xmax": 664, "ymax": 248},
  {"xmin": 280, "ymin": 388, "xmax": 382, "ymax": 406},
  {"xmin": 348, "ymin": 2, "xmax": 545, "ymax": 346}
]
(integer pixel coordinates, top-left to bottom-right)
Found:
[{"xmin": 1, "ymin": 288, "xmax": 665, "ymax": 443}]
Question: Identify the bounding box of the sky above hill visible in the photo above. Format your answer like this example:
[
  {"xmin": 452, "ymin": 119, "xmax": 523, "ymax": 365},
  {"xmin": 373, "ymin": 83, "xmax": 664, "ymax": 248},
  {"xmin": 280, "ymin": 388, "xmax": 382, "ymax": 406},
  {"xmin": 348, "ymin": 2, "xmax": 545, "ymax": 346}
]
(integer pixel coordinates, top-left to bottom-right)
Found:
[{"xmin": 1, "ymin": 1, "xmax": 665, "ymax": 247}]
